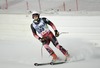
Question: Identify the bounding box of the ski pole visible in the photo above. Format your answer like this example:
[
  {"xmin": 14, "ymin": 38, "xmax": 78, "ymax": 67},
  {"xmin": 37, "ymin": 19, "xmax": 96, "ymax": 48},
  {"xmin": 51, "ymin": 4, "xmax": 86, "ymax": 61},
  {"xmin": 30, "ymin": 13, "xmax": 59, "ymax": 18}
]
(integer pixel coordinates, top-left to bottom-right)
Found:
[
  {"xmin": 41, "ymin": 45, "xmax": 43, "ymax": 58},
  {"xmin": 59, "ymin": 32, "xmax": 69, "ymax": 35}
]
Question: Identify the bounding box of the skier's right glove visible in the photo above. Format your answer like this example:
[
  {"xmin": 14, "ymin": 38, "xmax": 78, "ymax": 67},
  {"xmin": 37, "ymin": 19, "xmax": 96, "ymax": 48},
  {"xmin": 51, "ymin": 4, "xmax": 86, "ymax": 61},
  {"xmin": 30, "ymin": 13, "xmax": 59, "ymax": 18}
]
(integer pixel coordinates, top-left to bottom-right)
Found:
[{"xmin": 39, "ymin": 37, "xmax": 46, "ymax": 44}]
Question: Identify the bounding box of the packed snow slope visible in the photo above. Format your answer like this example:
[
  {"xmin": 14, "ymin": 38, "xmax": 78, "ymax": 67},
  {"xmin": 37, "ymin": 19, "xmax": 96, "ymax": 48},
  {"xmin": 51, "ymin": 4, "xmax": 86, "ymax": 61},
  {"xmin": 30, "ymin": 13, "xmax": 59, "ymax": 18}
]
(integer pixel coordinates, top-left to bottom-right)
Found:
[{"xmin": 0, "ymin": 14, "xmax": 100, "ymax": 68}]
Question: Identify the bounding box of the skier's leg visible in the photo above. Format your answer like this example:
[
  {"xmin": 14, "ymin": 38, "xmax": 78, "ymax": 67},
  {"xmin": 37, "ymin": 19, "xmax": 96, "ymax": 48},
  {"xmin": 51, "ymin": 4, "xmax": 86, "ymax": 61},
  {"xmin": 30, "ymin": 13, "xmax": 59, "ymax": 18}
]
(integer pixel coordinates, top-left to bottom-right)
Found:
[
  {"xmin": 56, "ymin": 45, "xmax": 70, "ymax": 61},
  {"xmin": 53, "ymin": 40, "xmax": 70, "ymax": 61},
  {"xmin": 49, "ymin": 32, "xmax": 69, "ymax": 59},
  {"xmin": 43, "ymin": 44, "xmax": 57, "ymax": 60},
  {"xmin": 42, "ymin": 39, "xmax": 58, "ymax": 61},
  {"xmin": 56, "ymin": 45, "xmax": 69, "ymax": 56}
]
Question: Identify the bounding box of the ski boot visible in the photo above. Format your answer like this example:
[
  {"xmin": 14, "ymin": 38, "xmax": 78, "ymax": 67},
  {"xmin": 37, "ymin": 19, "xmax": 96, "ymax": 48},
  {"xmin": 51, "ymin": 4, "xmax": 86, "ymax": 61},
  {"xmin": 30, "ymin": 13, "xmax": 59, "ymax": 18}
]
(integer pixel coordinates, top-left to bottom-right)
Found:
[
  {"xmin": 64, "ymin": 52, "xmax": 70, "ymax": 62},
  {"xmin": 51, "ymin": 53, "xmax": 58, "ymax": 63}
]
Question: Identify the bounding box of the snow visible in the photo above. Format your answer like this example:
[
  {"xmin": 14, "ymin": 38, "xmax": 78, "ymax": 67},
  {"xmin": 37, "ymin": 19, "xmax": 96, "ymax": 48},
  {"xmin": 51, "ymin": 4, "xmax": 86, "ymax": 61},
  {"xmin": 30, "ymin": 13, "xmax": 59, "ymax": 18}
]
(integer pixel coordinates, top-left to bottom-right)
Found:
[{"xmin": 0, "ymin": 13, "xmax": 100, "ymax": 68}]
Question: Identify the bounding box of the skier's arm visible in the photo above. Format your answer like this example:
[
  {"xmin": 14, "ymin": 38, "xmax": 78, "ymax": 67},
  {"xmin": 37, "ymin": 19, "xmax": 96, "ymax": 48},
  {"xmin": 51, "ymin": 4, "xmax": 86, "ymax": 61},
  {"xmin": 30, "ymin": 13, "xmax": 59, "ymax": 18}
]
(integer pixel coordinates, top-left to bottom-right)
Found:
[
  {"xmin": 30, "ymin": 24, "xmax": 40, "ymax": 39},
  {"xmin": 42, "ymin": 18, "xmax": 59, "ymax": 37},
  {"xmin": 42, "ymin": 18, "xmax": 57, "ymax": 31},
  {"xmin": 48, "ymin": 22, "xmax": 57, "ymax": 31},
  {"xmin": 48, "ymin": 22, "xmax": 59, "ymax": 37}
]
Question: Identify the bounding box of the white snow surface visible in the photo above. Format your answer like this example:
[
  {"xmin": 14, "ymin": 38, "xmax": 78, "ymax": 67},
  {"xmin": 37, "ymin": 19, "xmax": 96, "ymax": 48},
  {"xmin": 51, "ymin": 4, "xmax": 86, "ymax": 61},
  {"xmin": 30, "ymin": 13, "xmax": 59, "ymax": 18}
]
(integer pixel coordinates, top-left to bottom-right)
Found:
[{"xmin": 0, "ymin": 14, "xmax": 100, "ymax": 68}]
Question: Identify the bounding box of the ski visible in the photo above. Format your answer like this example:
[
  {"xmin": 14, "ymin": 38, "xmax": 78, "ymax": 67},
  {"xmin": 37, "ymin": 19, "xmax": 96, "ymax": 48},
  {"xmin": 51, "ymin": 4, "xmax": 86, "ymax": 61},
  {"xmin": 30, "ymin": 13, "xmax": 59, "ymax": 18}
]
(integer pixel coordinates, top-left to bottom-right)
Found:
[
  {"xmin": 34, "ymin": 61, "xmax": 66, "ymax": 66},
  {"xmin": 50, "ymin": 61, "xmax": 66, "ymax": 65}
]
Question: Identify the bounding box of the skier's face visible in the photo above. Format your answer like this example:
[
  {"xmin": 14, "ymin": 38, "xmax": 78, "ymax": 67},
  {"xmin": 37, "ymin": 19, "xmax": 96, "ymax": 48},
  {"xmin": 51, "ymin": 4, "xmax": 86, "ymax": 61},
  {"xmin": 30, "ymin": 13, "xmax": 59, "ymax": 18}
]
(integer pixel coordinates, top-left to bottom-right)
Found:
[{"xmin": 32, "ymin": 14, "xmax": 39, "ymax": 20}]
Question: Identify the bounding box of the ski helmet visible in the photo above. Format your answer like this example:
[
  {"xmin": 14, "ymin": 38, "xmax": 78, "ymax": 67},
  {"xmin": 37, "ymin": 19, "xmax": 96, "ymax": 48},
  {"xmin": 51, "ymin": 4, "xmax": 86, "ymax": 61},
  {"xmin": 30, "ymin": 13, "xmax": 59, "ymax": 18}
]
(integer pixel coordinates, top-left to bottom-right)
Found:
[{"xmin": 32, "ymin": 11, "xmax": 40, "ymax": 19}]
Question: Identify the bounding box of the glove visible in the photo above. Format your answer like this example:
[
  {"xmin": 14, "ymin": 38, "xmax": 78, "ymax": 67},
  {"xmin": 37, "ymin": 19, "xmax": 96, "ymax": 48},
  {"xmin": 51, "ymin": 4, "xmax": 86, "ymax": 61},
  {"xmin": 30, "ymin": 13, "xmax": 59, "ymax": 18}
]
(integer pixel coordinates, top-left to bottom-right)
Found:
[
  {"xmin": 38, "ymin": 37, "xmax": 47, "ymax": 45},
  {"xmin": 54, "ymin": 30, "xmax": 59, "ymax": 37},
  {"xmin": 38, "ymin": 37, "xmax": 45, "ymax": 42}
]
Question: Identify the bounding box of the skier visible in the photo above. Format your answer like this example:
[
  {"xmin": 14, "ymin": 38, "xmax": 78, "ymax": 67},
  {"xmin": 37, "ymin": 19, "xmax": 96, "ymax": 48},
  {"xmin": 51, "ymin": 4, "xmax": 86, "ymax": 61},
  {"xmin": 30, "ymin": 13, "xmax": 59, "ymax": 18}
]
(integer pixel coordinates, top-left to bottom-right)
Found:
[{"xmin": 30, "ymin": 11, "xmax": 69, "ymax": 62}]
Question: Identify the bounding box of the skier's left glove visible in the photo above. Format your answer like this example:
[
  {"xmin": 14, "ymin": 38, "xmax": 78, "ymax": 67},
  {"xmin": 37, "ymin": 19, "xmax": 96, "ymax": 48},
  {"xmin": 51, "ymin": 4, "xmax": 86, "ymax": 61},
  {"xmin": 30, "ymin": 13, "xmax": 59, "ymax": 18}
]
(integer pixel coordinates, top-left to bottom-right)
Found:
[{"xmin": 54, "ymin": 30, "xmax": 59, "ymax": 37}]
